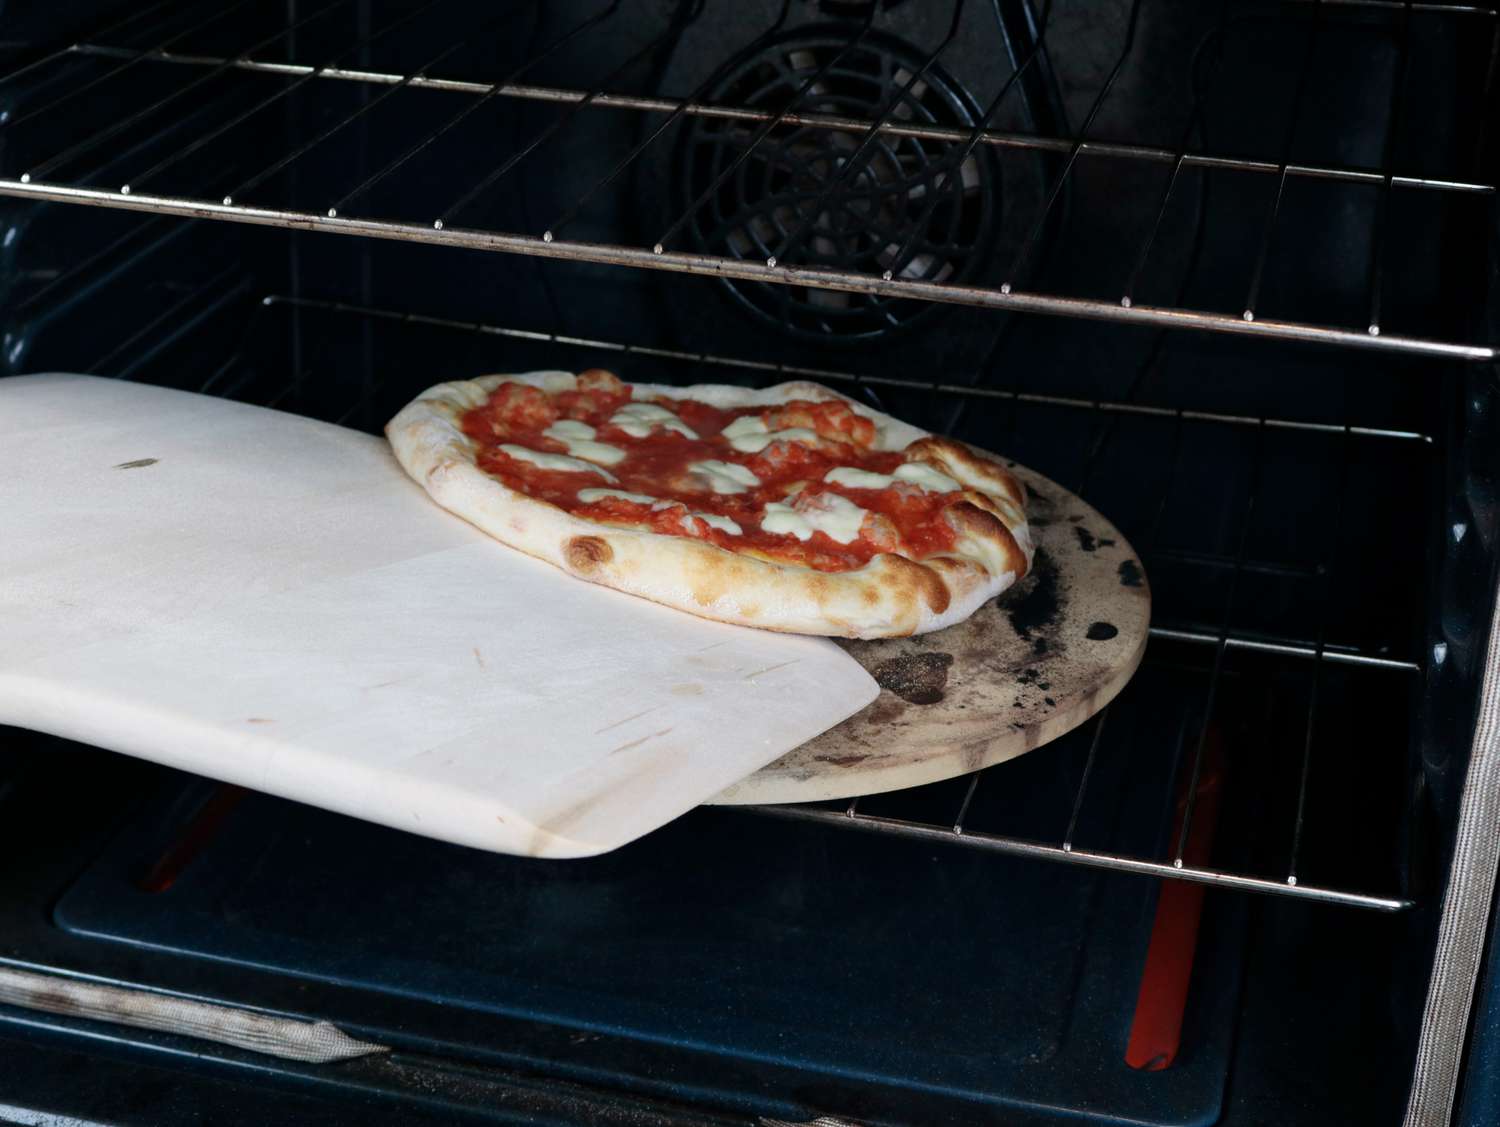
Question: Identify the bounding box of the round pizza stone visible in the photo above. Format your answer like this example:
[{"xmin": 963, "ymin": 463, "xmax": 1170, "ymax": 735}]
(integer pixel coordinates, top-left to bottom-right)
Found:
[{"xmin": 709, "ymin": 461, "xmax": 1150, "ymax": 805}]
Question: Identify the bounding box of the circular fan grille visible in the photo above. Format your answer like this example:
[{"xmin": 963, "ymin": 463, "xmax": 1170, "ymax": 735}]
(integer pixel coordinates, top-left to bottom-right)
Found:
[{"xmin": 676, "ymin": 28, "xmax": 998, "ymax": 343}]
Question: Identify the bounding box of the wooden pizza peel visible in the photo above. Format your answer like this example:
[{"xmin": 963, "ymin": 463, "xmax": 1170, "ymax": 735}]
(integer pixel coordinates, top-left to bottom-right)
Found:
[{"xmin": 0, "ymin": 374, "xmax": 878, "ymax": 858}]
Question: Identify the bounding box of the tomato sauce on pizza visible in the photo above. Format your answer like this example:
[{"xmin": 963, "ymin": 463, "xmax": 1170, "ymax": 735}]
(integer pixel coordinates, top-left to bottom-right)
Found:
[{"xmin": 459, "ymin": 369, "xmax": 962, "ymax": 572}]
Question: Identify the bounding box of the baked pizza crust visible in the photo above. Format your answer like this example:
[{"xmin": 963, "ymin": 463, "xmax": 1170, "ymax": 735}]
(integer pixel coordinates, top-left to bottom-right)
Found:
[{"xmin": 386, "ymin": 373, "xmax": 1034, "ymax": 638}]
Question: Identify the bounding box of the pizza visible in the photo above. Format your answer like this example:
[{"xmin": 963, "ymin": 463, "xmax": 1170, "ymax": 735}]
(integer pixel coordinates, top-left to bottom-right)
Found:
[{"xmin": 386, "ymin": 369, "xmax": 1033, "ymax": 638}]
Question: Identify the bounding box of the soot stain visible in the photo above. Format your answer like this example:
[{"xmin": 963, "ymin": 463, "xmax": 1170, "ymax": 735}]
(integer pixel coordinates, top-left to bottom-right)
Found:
[
  {"xmin": 1016, "ymin": 668, "xmax": 1041, "ymax": 685},
  {"xmin": 1005, "ymin": 549, "xmax": 1062, "ymax": 655},
  {"xmin": 114, "ymin": 457, "xmax": 158, "ymax": 470},
  {"xmin": 1118, "ymin": 559, "xmax": 1144, "ymax": 588},
  {"xmin": 1087, "ymin": 621, "xmax": 1119, "ymax": 641},
  {"xmin": 872, "ymin": 652, "xmax": 954, "ymax": 705},
  {"xmin": 1074, "ymin": 526, "xmax": 1098, "ymax": 552}
]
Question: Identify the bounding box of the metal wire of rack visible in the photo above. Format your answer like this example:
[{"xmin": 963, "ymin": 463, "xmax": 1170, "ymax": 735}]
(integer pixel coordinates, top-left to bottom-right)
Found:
[
  {"xmin": 0, "ymin": 0, "xmax": 1493, "ymax": 359},
  {"xmin": 163, "ymin": 291, "xmax": 1424, "ymax": 914}
]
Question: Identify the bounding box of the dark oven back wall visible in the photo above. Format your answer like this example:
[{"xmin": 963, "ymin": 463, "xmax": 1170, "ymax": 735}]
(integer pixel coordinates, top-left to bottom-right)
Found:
[{"xmin": 0, "ymin": 1, "xmax": 292, "ymax": 380}]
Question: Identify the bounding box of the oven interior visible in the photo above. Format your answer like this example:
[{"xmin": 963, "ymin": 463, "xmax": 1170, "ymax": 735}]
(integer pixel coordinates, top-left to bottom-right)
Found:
[{"xmin": 0, "ymin": 1, "xmax": 1496, "ymax": 1124}]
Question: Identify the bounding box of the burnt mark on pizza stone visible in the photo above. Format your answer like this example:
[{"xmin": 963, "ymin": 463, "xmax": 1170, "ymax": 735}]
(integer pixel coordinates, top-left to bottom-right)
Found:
[
  {"xmin": 114, "ymin": 457, "xmax": 158, "ymax": 470},
  {"xmin": 1073, "ymin": 526, "xmax": 1117, "ymax": 553},
  {"xmin": 872, "ymin": 652, "xmax": 954, "ymax": 705},
  {"xmin": 1004, "ymin": 548, "xmax": 1062, "ymax": 657},
  {"xmin": 816, "ymin": 754, "xmax": 870, "ymax": 767},
  {"xmin": 1118, "ymin": 559, "xmax": 1144, "ymax": 588}
]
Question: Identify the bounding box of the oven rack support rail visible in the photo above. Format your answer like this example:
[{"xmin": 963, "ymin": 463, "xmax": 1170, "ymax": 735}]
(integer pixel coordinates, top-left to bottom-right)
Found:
[
  {"xmin": 0, "ymin": 0, "xmax": 1495, "ymax": 362},
  {"xmin": 245, "ymin": 294, "xmax": 1422, "ymax": 914},
  {"xmin": 746, "ymin": 803, "xmax": 1414, "ymax": 912}
]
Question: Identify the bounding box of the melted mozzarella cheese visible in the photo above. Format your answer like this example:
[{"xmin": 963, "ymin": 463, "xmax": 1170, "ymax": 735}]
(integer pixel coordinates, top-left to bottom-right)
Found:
[
  {"xmin": 721, "ymin": 415, "xmax": 769, "ymax": 441},
  {"xmin": 688, "ymin": 460, "xmax": 761, "ymax": 494},
  {"xmin": 546, "ymin": 419, "xmax": 595, "ymax": 441},
  {"xmin": 500, "ymin": 444, "xmax": 617, "ymax": 481},
  {"xmin": 726, "ymin": 425, "xmax": 820, "ymax": 454},
  {"xmin": 822, "ymin": 466, "xmax": 895, "ymax": 490},
  {"xmin": 577, "ymin": 487, "xmax": 656, "ymax": 505},
  {"xmin": 823, "ymin": 463, "xmax": 960, "ymax": 493},
  {"xmin": 894, "ymin": 462, "xmax": 962, "ymax": 493},
  {"xmin": 610, "ymin": 402, "xmax": 698, "ymax": 439},
  {"xmin": 542, "ymin": 420, "xmax": 626, "ymax": 466},
  {"xmin": 760, "ymin": 493, "xmax": 868, "ymax": 544},
  {"xmin": 693, "ymin": 512, "xmax": 743, "ymax": 535},
  {"xmin": 758, "ymin": 503, "xmax": 807, "ymax": 539}
]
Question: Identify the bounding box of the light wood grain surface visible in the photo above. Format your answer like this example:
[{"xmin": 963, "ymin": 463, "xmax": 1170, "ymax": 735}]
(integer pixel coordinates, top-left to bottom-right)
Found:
[{"xmin": 0, "ymin": 375, "xmax": 877, "ymax": 857}]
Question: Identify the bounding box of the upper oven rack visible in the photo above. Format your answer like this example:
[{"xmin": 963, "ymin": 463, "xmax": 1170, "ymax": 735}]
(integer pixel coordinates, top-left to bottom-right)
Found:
[{"xmin": 0, "ymin": 0, "xmax": 1495, "ymax": 361}]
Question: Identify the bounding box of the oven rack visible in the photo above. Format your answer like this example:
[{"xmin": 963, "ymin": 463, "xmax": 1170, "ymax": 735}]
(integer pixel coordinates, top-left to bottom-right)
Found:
[
  {"xmin": 191, "ymin": 291, "xmax": 1424, "ymax": 913},
  {"xmin": 0, "ymin": 0, "xmax": 1494, "ymax": 361}
]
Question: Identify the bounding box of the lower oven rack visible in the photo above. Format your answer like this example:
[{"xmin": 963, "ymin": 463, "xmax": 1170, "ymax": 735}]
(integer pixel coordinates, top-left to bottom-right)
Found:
[
  {"xmin": 186, "ymin": 291, "xmax": 1424, "ymax": 914},
  {"xmin": 0, "ymin": 0, "xmax": 1493, "ymax": 360}
]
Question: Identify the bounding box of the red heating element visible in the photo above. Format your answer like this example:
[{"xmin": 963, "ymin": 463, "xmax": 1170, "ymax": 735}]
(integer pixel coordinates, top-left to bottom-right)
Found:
[{"xmin": 1125, "ymin": 732, "xmax": 1226, "ymax": 1072}]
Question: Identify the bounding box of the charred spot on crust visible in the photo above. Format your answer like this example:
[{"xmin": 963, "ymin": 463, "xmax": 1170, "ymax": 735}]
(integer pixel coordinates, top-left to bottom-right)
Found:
[
  {"xmin": 986, "ymin": 464, "xmax": 1026, "ymax": 509},
  {"xmin": 873, "ymin": 652, "xmax": 954, "ymax": 705},
  {"xmin": 948, "ymin": 500, "xmax": 1027, "ymax": 580},
  {"xmin": 902, "ymin": 435, "xmax": 947, "ymax": 462},
  {"xmin": 922, "ymin": 555, "xmax": 968, "ymax": 577},
  {"xmin": 957, "ymin": 489, "xmax": 1004, "ymax": 522},
  {"xmin": 1074, "ymin": 526, "xmax": 1098, "ymax": 552},
  {"xmin": 565, "ymin": 535, "xmax": 613, "ymax": 574},
  {"xmin": 687, "ymin": 552, "xmax": 758, "ymax": 609},
  {"xmin": 1087, "ymin": 621, "xmax": 1119, "ymax": 640},
  {"xmin": 881, "ymin": 555, "xmax": 951, "ymax": 615},
  {"xmin": 1118, "ymin": 559, "xmax": 1144, "ymax": 588}
]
